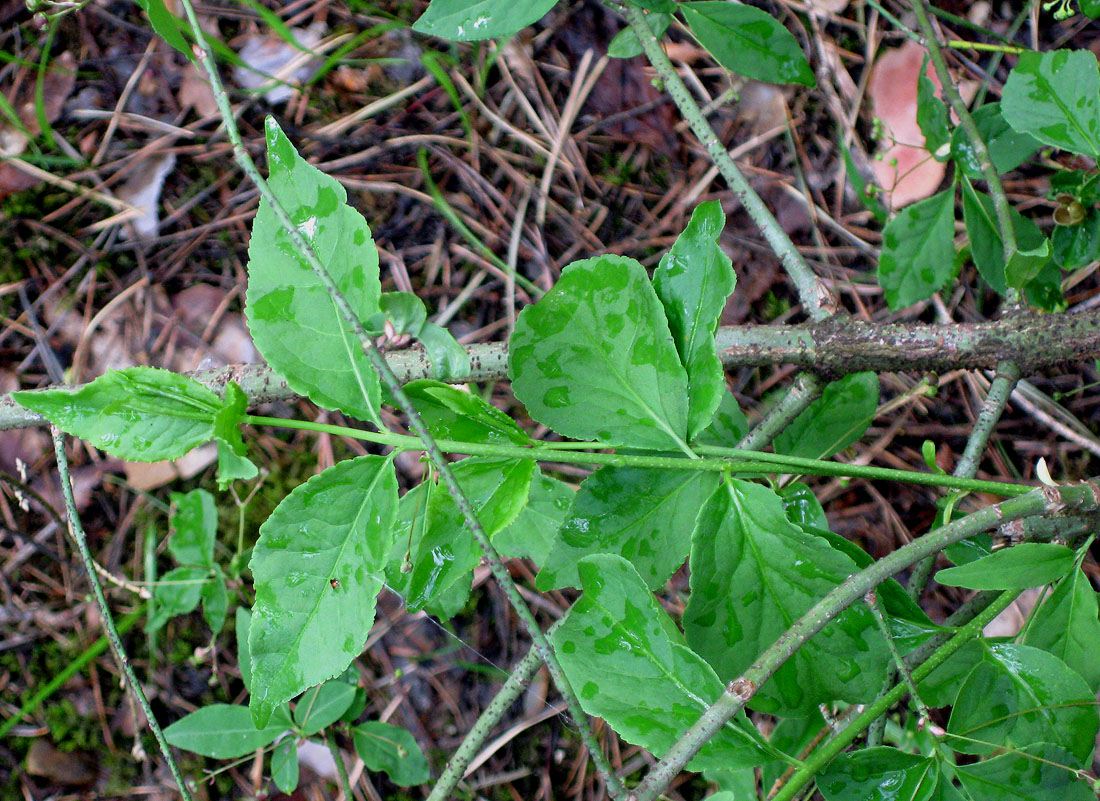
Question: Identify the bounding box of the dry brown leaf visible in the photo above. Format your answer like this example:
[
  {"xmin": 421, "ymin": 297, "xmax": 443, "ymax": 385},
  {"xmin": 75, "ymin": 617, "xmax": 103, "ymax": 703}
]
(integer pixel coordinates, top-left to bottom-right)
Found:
[
  {"xmin": 178, "ymin": 62, "xmax": 218, "ymax": 117},
  {"xmin": 114, "ymin": 152, "xmax": 177, "ymax": 239},
  {"xmin": 233, "ymin": 24, "xmax": 324, "ymax": 104},
  {"xmin": 25, "ymin": 739, "xmax": 96, "ymax": 786},
  {"xmin": 809, "ymin": 0, "xmax": 849, "ymax": 12}
]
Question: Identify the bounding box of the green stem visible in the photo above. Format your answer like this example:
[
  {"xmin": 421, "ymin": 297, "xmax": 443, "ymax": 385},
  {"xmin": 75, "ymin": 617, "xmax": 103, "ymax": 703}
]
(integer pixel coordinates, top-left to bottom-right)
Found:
[
  {"xmin": 624, "ymin": 481, "xmax": 1100, "ymax": 801},
  {"xmin": 51, "ymin": 430, "xmax": 192, "ymax": 800},
  {"xmin": 427, "ymin": 621, "xmax": 561, "ymax": 801},
  {"xmin": 909, "ymin": 0, "xmax": 1017, "ymax": 267},
  {"xmin": 907, "ymin": 360, "xmax": 1020, "ymax": 599},
  {"xmin": 737, "ymin": 374, "xmax": 823, "ymax": 451},
  {"xmin": 174, "ymin": 3, "xmax": 622, "ymax": 793},
  {"xmin": 617, "ymin": 3, "xmax": 836, "ymax": 321},
  {"xmin": 243, "ymin": 414, "xmax": 1035, "ymax": 497},
  {"xmin": 770, "ymin": 590, "xmax": 1018, "ymax": 801}
]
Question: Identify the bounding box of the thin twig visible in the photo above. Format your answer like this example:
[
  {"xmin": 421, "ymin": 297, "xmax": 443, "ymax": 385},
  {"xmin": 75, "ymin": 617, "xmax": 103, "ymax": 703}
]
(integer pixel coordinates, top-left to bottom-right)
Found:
[
  {"xmin": 51, "ymin": 428, "xmax": 193, "ymax": 800},
  {"xmin": 614, "ymin": 3, "xmax": 837, "ymax": 321},
  {"xmin": 173, "ymin": 4, "xmax": 623, "ymax": 795}
]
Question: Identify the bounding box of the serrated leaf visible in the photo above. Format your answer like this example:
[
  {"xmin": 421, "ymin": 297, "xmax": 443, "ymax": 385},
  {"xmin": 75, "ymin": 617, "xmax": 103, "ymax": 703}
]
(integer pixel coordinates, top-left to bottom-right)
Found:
[
  {"xmin": 493, "ymin": 467, "xmax": 574, "ymax": 564},
  {"xmin": 1023, "ymin": 567, "xmax": 1100, "ymax": 690},
  {"xmin": 680, "ymin": 2, "xmax": 815, "ymax": 87},
  {"xmin": 653, "ymin": 201, "xmax": 736, "ymax": 439},
  {"xmin": 948, "ymin": 643, "xmax": 1098, "ymax": 763},
  {"xmin": 935, "ymin": 543, "xmax": 1075, "ymax": 590},
  {"xmin": 214, "ymin": 382, "xmax": 257, "ymax": 488},
  {"xmin": 271, "ymin": 737, "xmax": 299, "ymax": 793},
  {"xmin": 773, "ymin": 372, "xmax": 878, "ymax": 460},
  {"xmin": 951, "ymin": 103, "xmax": 1039, "ymax": 180},
  {"xmin": 353, "ymin": 722, "xmax": 430, "ymax": 786},
  {"xmin": 552, "ymin": 554, "xmax": 773, "ymax": 771},
  {"xmin": 1002, "ymin": 50, "xmax": 1100, "ymax": 157},
  {"xmin": 169, "ymin": 489, "xmax": 218, "ymax": 567},
  {"xmin": 818, "ymin": 748, "xmax": 939, "ymax": 801},
  {"xmin": 956, "ymin": 743, "xmax": 1096, "ymax": 801},
  {"xmin": 135, "ymin": 0, "xmax": 193, "ymax": 59},
  {"xmin": 396, "ymin": 380, "xmax": 531, "ymax": 446},
  {"xmin": 607, "ymin": 13, "xmax": 672, "ymax": 59},
  {"xmin": 147, "ymin": 566, "xmax": 210, "ymax": 634},
  {"xmin": 201, "ymin": 570, "xmax": 228, "ymax": 634},
  {"xmin": 962, "ymin": 179, "xmax": 1050, "ymax": 292},
  {"xmin": 412, "ymin": 0, "xmax": 559, "ymax": 41},
  {"xmin": 248, "ymin": 455, "xmax": 397, "ymax": 727},
  {"xmin": 510, "ymin": 255, "xmax": 689, "ymax": 450},
  {"xmin": 13, "ymin": 367, "xmax": 220, "ymax": 461},
  {"xmin": 405, "ymin": 457, "xmax": 534, "ymax": 612},
  {"xmin": 536, "ymin": 466, "xmax": 719, "ymax": 591},
  {"xmin": 877, "ymin": 188, "xmax": 956, "ymax": 309},
  {"xmin": 164, "ymin": 704, "xmax": 292, "ymax": 759},
  {"xmin": 294, "ymin": 680, "xmax": 357, "ymax": 736},
  {"xmin": 1052, "ymin": 208, "xmax": 1100, "ymax": 269},
  {"xmin": 692, "ymin": 391, "xmax": 748, "ymax": 447},
  {"xmin": 917, "ymin": 59, "xmax": 951, "ymax": 159},
  {"xmin": 684, "ymin": 480, "xmax": 886, "ymax": 716},
  {"xmin": 245, "ymin": 117, "xmax": 383, "ymax": 428}
]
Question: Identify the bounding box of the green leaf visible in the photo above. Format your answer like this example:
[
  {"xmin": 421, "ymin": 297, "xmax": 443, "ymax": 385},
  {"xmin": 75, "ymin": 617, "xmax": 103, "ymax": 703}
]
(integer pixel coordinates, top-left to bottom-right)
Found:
[
  {"xmin": 779, "ymin": 482, "xmax": 828, "ymax": 530},
  {"xmin": 510, "ymin": 255, "xmax": 690, "ymax": 450},
  {"xmin": 353, "ymin": 722, "xmax": 430, "ymax": 786},
  {"xmin": 169, "ymin": 489, "xmax": 218, "ymax": 567},
  {"xmin": 13, "ymin": 367, "xmax": 220, "ymax": 461},
  {"xmin": 607, "ymin": 13, "xmax": 672, "ymax": 59},
  {"xmin": 653, "ymin": 201, "xmax": 737, "ymax": 439},
  {"xmin": 415, "ymin": 322, "xmax": 470, "ymax": 381},
  {"xmin": 164, "ymin": 704, "xmax": 291, "ymax": 759},
  {"xmin": 147, "ymin": 566, "xmax": 209, "ymax": 634},
  {"xmin": 947, "ymin": 643, "xmax": 1098, "ymax": 763},
  {"xmin": 951, "ymin": 103, "xmax": 1040, "ymax": 179},
  {"xmin": 1052, "ymin": 208, "xmax": 1100, "ymax": 269},
  {"xmin": 245, "ymin": 117, "xmax": 383, "ymax": 428},
  {"xmin": 374, "ymin": 292, "xmax": 427, "ymax": 335},
  {"xmin": 934, "ymin": 543, "xmax": 1075, "ymax": 590},
  {"xmin": 818, "ymin": 748, "xmax": 939, "ymax": 801},
  {"xmin": 1084, "ymin": 0, "xmax": 1100, "ymax": 17},
  {"xmin": 236, "ymin": 607, "xmax": 253, "ymax": 692},
  {"xmin": 1023, "ymin": 567, "xmax": 1100, "ymax": 691},
  {"xmin": 536, "ymin": 467, "xmax": 719, "ymax": 591},
  {"xmin": 396, "ymin": 380, "xmax": 531, "ymax": 446},
  {"xmin": 684, "ymin": 480, "xmax": 886, "ymax": 716},
  {"xmin": 248, "ymin": 455, "xmax": 398, "ymax": 727},
  {"xmin": 271, "ymin": 737, "xmax": 299, "ymax": 793},
  {"xmin": 917, "ymin": 58, "xmax": 951, "ymax": 159},
  {"xmin": 773, "ymin": 372, "xmax": 878, "ymax": 460},
  {"xmin": 412, "ymin": 0, "xmax": 559, "ymax": 41},
  {"xmin": 1024, "ymin": 256, "xmax": 1067, "ymax": 312},
  {"xmin": 200, "ymin": 570, "xmax": 228, "ymax": 635},
  {"xmin": 135, "ymin": 0, "xmax": 193, "ymax": 59},
  {"xmin": 680, "ymin": 2, "xmax": 815, "ymax": 87},
  {"xmin": 213, "ymin": 382, "xmax": 257, "ymax": 488},
  {"xmin": 916, "ymin": 638, "xmax": 983, "ymax": 708},
  {"xmin": 405, "ymin": 457, "xmax": 535, "ymax": 611},
  {"xmin": 962, "ymin": 179, "xmax": 1050, "ymax": 292},
  {"xmin": 493, "ymin": 467, "xmax": 574, "ymax": 564},
  {"xmin": 692, "ymin": 391, "xmax": 748, "ymax": 447},
  {"xmin": 1002, "ymin": 50, "xmax": 1100, "ymax": 157},
  {"xmin": 294, "ymin": 679, "xmax": 357, "ymax": 736},
  {"xmin": 552, "ymin": 554, "xmax": 773, "ymax": 771},
  {"xmin": 956, "ymin": 743, "xmax": 1096, "ymax": 801},
  {"xmin": 877, "ymin": 188, "xmax": 956, "ymax": 309},
  {"xmin": 630, "ymin": 0, "xmax": 677, "ymax": 11}
]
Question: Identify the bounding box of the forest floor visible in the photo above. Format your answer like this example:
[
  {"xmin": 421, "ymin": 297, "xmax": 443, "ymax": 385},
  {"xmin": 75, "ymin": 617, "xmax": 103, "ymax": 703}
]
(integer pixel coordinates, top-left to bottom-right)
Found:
[{"xmin": 2, "ymin": 0, "xmax": 1100, "ymax": 798}]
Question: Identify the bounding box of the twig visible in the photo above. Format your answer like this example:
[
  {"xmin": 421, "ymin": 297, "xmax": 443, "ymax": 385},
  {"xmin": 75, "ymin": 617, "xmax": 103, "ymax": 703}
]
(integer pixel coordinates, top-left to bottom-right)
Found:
[
  {"xmin": 737, "ymin": 373, "xmax": 823, "ymax": 451},
  {"xmin": 623, "ymin": 480, "xmax": 1100, "ymax": 801},
  {"xmin": 173, "ymin": 4, "xmax": 623, "ymax": 795},
  {"xmin": 614, "ymin": 3, "xmax": 837, "ymax": 321},
  {"xmin": 50, "ymin": 429, "xmax": 193, "ymax": 800}
]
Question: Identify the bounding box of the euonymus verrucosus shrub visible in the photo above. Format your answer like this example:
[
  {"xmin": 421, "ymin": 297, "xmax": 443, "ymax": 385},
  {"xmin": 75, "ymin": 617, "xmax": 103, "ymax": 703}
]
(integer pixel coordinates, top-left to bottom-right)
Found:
[{"xmin": 11, "ymin": 0, "xmax": 1100, "ymax": 798}]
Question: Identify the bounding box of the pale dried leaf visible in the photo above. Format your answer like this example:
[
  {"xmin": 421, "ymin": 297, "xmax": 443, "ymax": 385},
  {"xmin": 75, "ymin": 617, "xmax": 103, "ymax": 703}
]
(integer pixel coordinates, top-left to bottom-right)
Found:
[
  {"xmin": 233, "ymin": 24, "xmax": 324, "ymax": 104},
  {"xmin": 982, "ymin": 587, "xmax": 1040, "ymax": 638},
  {"xmin": 178, "ymin": 62, "xmax": 218, "ymax": 117},
  {"xmin": 114, "ymin": 152, "xmax": 176, "ymax": 239},
  {"xmin": 869, "ymin": 40, "xmax": 945, "ymax": 207}
]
